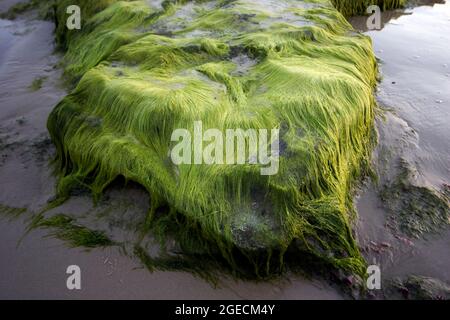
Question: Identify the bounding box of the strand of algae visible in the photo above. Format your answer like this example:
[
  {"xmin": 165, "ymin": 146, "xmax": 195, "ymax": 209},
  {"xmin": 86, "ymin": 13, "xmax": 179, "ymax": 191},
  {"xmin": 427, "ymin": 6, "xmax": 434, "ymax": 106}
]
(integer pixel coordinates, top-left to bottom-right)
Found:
[
  {"xmin": 46, "ymin": 0, "xmax": 396, "ymax": 280},
  {"xmin": 0, "ymin": 204, "xmax": 115, "ymax": 249},
  {"xmin": 33, "ymin": 214, "xmax": 115, "ymax": 248}
]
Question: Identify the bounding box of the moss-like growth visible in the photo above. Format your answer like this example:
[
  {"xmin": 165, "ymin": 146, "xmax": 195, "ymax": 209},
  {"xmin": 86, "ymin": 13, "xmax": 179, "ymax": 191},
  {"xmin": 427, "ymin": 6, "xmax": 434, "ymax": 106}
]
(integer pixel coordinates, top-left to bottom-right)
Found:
[
  {"xmin": 46, "ymin": 0, "xmax": 394, "ymax": 279},
  {"xmin": 380, "ymin": 161, "xmax": 450, "ymax": 238},
  {"xmin": 0, "ymin": 0, "xmax": 39, "ymax": 19},
  {"xmin": 29, "ymin": 76, "xmax": 48, "ymax": 91},
  {"xmin": 0, "ymin": 0, "xmax": 56, "ymax": 20}
]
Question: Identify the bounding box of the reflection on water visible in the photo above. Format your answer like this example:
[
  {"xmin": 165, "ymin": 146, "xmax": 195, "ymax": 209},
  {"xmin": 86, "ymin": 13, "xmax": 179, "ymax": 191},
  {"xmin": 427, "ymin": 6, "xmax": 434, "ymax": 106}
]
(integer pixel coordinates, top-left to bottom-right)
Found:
[
  {"xmin": 0, "ymin": 19, "xmax": 14, "ymax": 65},
  {"xmin": 354, "ymin": 0, "xmax": 450, "ymax": 288},
  {"xmin": 349, "ymin": 0, "xmax": 446, "ymax": 32},
  {"xmin": 369, "ymin": 0, "xmax": 450, "ymax": 185}
]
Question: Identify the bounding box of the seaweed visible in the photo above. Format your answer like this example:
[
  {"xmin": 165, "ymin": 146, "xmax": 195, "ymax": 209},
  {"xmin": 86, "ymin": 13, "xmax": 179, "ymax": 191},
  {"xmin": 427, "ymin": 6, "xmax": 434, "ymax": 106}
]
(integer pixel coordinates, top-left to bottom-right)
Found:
[
  {"xmin": 0, "ymin": 0, "xmax": 57, "ymax": 20},
  {"xmin": 380, "ymin": 160, "xmax": 450, "ymax": 238},
  {"xmin": 45, "ymin": 0, "xmax": 408, "ymax": 280},
  {"xmin": 32, "ymin": 213, "xmax": 115, "ymax": 248},
  {"xmin": 0, "ymin": 205, "xmax": 28, "ymax": 221},
  {"xmin": 29, "ymin": 76, "xmax": 48, "ymax": 91}
]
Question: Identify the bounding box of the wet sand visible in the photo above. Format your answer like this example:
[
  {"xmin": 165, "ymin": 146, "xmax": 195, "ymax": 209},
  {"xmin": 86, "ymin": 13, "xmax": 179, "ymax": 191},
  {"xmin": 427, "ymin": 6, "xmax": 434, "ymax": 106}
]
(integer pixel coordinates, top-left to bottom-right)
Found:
[{"xmin": 0, "ymin": 0, "xmax": 449, "ymax": 299}]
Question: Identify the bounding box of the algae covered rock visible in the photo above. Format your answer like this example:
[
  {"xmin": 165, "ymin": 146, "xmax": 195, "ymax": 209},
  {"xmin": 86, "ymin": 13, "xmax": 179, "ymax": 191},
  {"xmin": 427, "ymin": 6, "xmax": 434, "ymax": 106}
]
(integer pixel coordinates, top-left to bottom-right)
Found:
[
  {"xmin": 380, "ymin": 160, "xmax": 450, "ymax": 238},
  {"xmin": 48, "ymin": 0, "xmax": 381, "ymax": 278}
]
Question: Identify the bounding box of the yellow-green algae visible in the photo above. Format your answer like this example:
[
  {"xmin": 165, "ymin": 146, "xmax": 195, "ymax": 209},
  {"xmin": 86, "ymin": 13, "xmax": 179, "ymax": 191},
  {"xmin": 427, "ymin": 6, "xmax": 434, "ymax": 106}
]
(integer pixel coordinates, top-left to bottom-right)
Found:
[{"xmin": 47, "ymin": 0, "xmax": 393, "ymax": 279}]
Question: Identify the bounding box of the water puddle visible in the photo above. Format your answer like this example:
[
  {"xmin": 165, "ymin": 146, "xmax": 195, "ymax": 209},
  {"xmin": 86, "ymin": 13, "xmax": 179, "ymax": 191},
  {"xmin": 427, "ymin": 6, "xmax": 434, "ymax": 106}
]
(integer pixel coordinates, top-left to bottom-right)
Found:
[{"xmin": 352, "ymin": 0, "xmax": 450, "ymax": 290}]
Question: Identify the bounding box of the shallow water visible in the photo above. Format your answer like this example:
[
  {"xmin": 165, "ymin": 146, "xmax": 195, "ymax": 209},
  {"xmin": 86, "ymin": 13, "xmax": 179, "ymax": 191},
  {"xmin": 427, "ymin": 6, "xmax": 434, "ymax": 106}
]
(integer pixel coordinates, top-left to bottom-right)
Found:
[
  {"xmin": 353, "ymin": 0, "xmax": 450, "ymax": 287},
  {"xmin": 0, "ymin": 0, "xmax": 449, "ymax": 299},
  {"xmin": 352, "ymin": 0, "xmax": 450, "ymax": 186}
]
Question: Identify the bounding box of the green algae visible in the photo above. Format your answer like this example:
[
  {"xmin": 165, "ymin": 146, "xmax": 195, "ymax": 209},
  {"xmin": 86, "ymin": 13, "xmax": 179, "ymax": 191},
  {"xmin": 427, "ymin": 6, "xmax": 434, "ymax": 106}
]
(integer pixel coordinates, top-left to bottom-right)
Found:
[
  {"xmin": 29, "ymin": 76, "xmax": 48, "ymax": 91},
  {"xmin": 0, "ymin": 1, "xmax": 36, "ymax": 19},
  {"xmin": 0, "ymin": 0, "xmax": 54, "ymax": 20},
  {"xmin": 380, "ymin": 160, "xmax": 450, "ymax": 239},
  {"xmin": 0, "ymin": 205, "xmax": 113, "ymax": 248},
  {"xmin": 0, "ymin": 205, "xmax": 27, "ymax": 221},
  {"xmin": 44, "ymin": 0, "xmax": 402, "ymax": 280},
  {"xmin": 32, "ymin": 213, "xmax": 115, "ymax": 248}
]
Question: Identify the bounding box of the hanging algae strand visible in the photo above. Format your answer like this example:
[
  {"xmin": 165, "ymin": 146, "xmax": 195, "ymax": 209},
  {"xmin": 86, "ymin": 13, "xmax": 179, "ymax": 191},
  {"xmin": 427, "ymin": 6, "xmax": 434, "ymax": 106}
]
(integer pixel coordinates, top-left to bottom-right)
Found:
[{"xmin": 47, "ymin": 0, "xmax": 401, "ymax": 279}]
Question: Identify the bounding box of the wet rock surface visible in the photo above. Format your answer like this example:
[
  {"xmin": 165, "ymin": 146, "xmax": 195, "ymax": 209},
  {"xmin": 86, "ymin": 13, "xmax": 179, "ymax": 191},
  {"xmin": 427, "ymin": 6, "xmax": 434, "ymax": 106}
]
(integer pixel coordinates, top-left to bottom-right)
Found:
[{"xmin": 387, "ymin": 275, "xmax": 450, "ymax": 299}]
